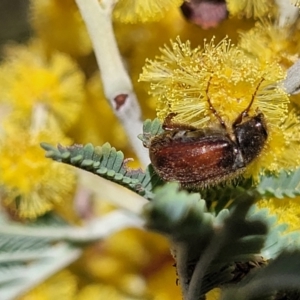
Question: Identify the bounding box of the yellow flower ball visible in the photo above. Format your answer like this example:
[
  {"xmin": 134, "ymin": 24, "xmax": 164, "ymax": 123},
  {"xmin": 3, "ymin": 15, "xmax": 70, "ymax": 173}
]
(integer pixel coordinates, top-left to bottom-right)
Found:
[
  {"xmin": 19, "ymin": 270, "xmax": 77, "ymax": 300},
  {"xmin": 113, "ymin": 0, "xmax": 184, "ymax": 23},
  {"xmin": 0, "ymin": 39, "xmax": 85, "ymax": 131},
  {"xmin": 30, "ymin": 0, "xmax": 92, "ymax": 57},
  {"xmin": 0, "ymin": 124, "xmax": 76, "ymax": 219}
]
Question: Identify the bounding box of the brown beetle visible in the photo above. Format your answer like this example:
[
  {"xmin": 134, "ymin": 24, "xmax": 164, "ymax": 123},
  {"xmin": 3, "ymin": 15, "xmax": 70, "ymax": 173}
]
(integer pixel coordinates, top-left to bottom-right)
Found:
[{"xmin": 146, "ymin": 77, "xmax": 268, "ymax": 188}]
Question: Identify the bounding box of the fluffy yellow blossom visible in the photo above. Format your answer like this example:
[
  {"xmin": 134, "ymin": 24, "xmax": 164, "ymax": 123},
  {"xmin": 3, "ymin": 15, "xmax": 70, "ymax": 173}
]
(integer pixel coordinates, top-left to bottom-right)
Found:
[
  {"xmin": 257, "ymin": 197, "xmax": 300, "ymax": 232},
  {"xmin": 226, "ymin": 0, "xmax": 274, "ymax": 18},
  {"xmin": 0, "ymin": 124, "xmax": 76, "ymax": 219},
  {"xmin": 206, "ymin": 289, "xmax": 221, "ymax": 300},
  {"xmin": 245, "ymin": 110, "xmax": 300, "ymax": 178},
  {"xmin": 76, "ymin": 285, "xmax": 118, "ymax": 300},
  {"xmin": 76, "ymin": 228, "xmax": 175, "ymax": 298},
  {"xmin": 0, "ymin": 39, "xmax": 85, "ymax": 131},
  {"xmin": 147, "ymin": 262, "xmax": 182, "ymax": 300},
  {"xmin": 239, "ymin": 20, "xmax": 299, "ymax": 68},
  {"xmin": 140, "ymin": 37, "xmax": 288, "ymax": 126},
  {"xmin": 19, "ymin": 270, "xmax": 77, "ymax": 300},
  {"xmin": 76, "ymin": 284, "xmax": 145, "ymax": 300},
  {"xmin": 140, "ymin": 37, "xmax": 300, "ymax": 179},
  {"xmin": 115, "ymin": 7, "xmax": 256, "ymax": 121},
  {"xmin": 30, "ymin": 0, "xmax": 92, "ymax": 57},
  {"xmin": 83, "ymin": 228, "xmax": 170, "ymax": 282},
  {"xmin": 113, "ymin": 0, "xmax": 184, "ymax": 23}
]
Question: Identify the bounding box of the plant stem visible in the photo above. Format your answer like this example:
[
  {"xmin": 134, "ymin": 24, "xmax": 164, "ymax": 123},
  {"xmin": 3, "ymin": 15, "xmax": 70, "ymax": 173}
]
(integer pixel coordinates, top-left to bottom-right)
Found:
[
  {"xmin": 75, "ymin": 0, "xmax": 149, "ymax": 166},
  {"xmin": 173, "ymin": 243, "xmax": 190, "ymax": 299},
  {"xmin": 30, "ymin": 103, "xmax": 48, "ymax": 136}
]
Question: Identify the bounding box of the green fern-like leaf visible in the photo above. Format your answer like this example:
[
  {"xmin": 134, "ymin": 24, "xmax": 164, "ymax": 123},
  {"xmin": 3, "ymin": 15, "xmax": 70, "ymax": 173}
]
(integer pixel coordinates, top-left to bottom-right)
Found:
[
  {"xmin": 203, "ymin": 168, "xmax": 300, "ymax": 211},
  {"xmin": 145, "ymin": 182, "xmax": 300, "ymax": 299},
  {"xmin": 40, "ymin": 142, "xmax": 163, "ymax": 199},
  {"xmin": 144, "ymin": 183, "xmax": 269, "ymax": 297},
  {"xmin": 0, "ymin": 212, "xmax": 80, "ymax": 299},
  {"xmin": 138, "ymin": 118, "xmax": 164, "ymax": 147},
  {"xmin": 143, "ymin": 182, "xmax": 215, "ymax": 247},
  {"xmin": 248, "ymin": 207, "xmax": 300, "ymax": 260},
  {"xmin": 257, "ymin": 169, "xmax": 300, "ymax": 199}
]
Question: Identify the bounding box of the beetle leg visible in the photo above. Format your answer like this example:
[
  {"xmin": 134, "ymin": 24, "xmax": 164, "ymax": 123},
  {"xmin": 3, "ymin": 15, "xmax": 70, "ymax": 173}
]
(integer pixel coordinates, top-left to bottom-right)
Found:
[{"xmin": 163, "ymin": 113, "xmax": 198, "ymax": 131}]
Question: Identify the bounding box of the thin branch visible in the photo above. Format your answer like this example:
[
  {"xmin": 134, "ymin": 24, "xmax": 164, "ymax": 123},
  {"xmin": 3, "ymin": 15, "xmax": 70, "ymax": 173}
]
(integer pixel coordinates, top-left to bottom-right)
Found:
[
  {"xmin": 75, "ymin": 0, "xmax": 150, "ymax": 166},
  {"xmin": 77, "ymin": 170, "xmax": 148, "ymax": 215},
  {"xmin": 0, "ymin": 210, "xmax": 144, "ymax": 242},
  {"xmin": 30, "ymin": 103, "xmax": 48, "ymax": 136},
  {"xmin": 174, "ymin": 243, "xmax": 190, "ymax": 299},
  {"xmin": 282, "ymin": 59, "xmax": 300, "ymax": 95},
  {"xmin": 275, "ymin": 0, "xmax": 299, "ymax": 27},
  {"xmin": 1, "ymin": 244, "xmax": 82, "ymax": 300}
]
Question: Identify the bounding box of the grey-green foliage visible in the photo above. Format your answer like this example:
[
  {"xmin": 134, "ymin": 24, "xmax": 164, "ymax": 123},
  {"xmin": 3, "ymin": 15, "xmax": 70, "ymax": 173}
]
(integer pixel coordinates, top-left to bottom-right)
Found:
[
  {"xmin": 0, "ymin": 209, "xmax": 140, "ymax": 300},
  {"xmin": 143, "ymin": 183, "xmax": 267, "ymax": 298},
  {"xmin": 249, "ymin": 207, "xmax": 300, "ymax": 260},
  {"xmin": 221, "ymin": 250, "xmax": 300, "ymax": 300},
  {"xmin": 0, "ymin": 212, "xmax": 81, "ymax": 300},
  {"xmin": 40, "ymin": 142, "xmax": 163, "ymax": 200},
  {"xmin": 137, "ymin": 117, "xmax": 164, "ymax": 147},
  {"xmin": 143, "ymin": 183, "xmax": 300, "ymax": 300},
  {"xmin": 201, "ymin": 178, "xmax": 253, "ymax": 213},
  {"xmin": 257, "ymin": 169, "xmax": 300, "ymax": 198}
]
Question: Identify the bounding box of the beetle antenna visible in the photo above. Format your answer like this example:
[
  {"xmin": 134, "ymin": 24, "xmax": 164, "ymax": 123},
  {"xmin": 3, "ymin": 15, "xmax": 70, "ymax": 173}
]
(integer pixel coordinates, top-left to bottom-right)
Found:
[
  {"xmin": 206, "ymin": 76, "xmax": 227, "ymax": 130},
  {"xmin": 233, "ymin": 77, "xmax": 265, "ymax": 127}
]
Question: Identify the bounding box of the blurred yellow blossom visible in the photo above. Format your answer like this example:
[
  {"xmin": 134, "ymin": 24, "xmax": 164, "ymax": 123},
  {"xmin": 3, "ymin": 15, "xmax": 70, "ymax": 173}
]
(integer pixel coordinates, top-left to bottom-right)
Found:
[
  {"xmin": 0, "ymin": 39, "xmax": 85, "ymax": 131},
  {"xmin": 30, "ymin": 0, "xmax": 92, "ymax": 57},
  {"xmin": 206, "ymin": 289, "xmax": 221, "ymax": 300},
  {"xmin": 113, "ymin": 0, "xmax": 184, "ymax": 23},
  {"xmin": 239, "ymin": 20, "xmax": 299, "ymax": 68},
  {"xmin": 76, "ymin": 283, "xmax": 145, "ymax": 300},
  {"xmin": 0, "ymin": 124, "xmax": 76, "ymax": 219},
  {"xmin": 226, "ymin": 0, "xmax": 274, "ymax": 18},
  {"xmin": 104, "ymin": 228, "xmax": 169, "ymax": 265},
  {"xmin": 148, "ymin": 262, "xmax": 181, "ymax": 300},
  {"xmin": 140, "ymin": 37, "xmax": 300, "ymax": 179},
  {"xmin": 76, "ymin": 228, "xmax": 175, "ymax": 298},
  {"xmin": 19, "ymin": 270, "xmax": 77, "ymax": 300}
]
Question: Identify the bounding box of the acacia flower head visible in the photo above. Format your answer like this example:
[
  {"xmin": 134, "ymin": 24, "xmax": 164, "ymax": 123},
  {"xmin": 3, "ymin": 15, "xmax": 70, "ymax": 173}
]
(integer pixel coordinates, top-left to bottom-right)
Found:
[
  {"xmin": 113, "ymin": 0, "xmax": 184, "ymax": 23},
  {"xmin": 225, "ymin": 0, "xmax": 274, "ymax": 18},
  {"xmin": 239, "ymin": 20, "xmax": 299, "ymax": 68},
  {"xmin": 140, "ymin": 37, "xmax": 300, "ymax": 179},
  {"xmin": 76, "ymin": 284, "xmax": 129, "ymax": 300},
  {"xmin": 20, "ymin": 270, "xmax": 77, "ymax": 300},
  {"xmin": 0, "ymin": 39, "xmax": 85, "ymax": 131},
  {"xmin": 0, "ymin": 124, "xmax": 76, "ymax": 219},
  {"xmin": 30, "ymin": 0, "xmax": 92, "ymax": 57}
]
